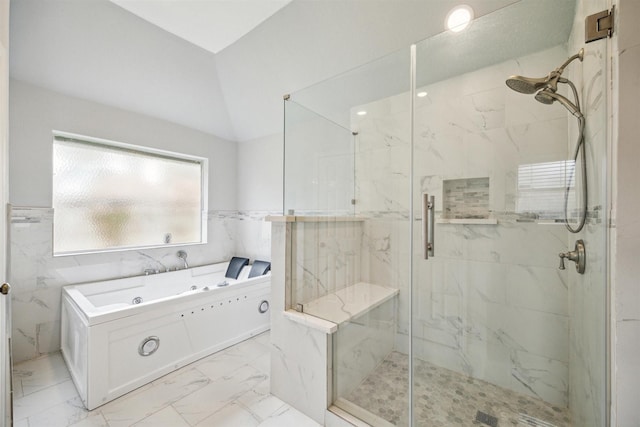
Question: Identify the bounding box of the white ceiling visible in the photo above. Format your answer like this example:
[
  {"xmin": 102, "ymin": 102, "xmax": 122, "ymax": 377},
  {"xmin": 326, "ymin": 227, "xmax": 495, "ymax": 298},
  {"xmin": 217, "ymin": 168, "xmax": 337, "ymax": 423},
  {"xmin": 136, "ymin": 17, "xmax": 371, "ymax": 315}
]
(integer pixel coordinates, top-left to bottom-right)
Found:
[
  {"xmin": 10, "ymin": 0, "xmax": 576, "ymax": 142},
  {"xmin": 110, "ymin": 0, "xmax": 293, "ymax": 54}
]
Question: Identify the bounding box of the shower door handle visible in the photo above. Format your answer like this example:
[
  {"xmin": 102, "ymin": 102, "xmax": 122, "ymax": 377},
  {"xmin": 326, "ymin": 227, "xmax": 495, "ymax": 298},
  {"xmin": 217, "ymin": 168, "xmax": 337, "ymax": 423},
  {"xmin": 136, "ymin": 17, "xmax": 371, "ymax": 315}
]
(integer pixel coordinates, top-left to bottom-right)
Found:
[{"xmin": 422, "ymin": 193, "xmax": 435, "ymax": 259}]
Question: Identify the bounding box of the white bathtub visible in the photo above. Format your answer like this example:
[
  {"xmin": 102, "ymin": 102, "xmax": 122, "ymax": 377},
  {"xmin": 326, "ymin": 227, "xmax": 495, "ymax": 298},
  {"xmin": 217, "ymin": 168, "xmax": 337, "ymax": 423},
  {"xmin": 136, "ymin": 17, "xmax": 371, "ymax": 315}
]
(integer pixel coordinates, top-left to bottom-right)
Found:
[{"xmin": 61, "ymin": 261, "xmax": 271, "ymax": 410}]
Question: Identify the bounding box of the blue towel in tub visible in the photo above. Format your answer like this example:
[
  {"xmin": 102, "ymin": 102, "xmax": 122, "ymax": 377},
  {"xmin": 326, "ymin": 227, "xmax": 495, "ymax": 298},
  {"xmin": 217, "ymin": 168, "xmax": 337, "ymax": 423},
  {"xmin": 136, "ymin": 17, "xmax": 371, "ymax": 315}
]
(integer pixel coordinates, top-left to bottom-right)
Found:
[
  {"xmin": 249, "ymin": 260, "xmax": 271, "ymax": 278},
  {"xmin": 225, "ymin": 257, "xmax": 249, "ymax": 279}
]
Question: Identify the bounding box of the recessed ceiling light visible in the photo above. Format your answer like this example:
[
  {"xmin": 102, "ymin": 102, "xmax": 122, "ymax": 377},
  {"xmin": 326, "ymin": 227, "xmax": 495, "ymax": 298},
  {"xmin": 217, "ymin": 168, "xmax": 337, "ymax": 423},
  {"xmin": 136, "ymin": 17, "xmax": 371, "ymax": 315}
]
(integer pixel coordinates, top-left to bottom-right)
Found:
[
  {"xmin": 445, "ymin": 5, "xmax": 474, "ymax": 33},
  {"xmin": 357, "ymin": 111, "xmax": 367, "ymax": 116},
  {"xmin": 417, "ymin": 91, "xmax": 428, "ymax": 97}
]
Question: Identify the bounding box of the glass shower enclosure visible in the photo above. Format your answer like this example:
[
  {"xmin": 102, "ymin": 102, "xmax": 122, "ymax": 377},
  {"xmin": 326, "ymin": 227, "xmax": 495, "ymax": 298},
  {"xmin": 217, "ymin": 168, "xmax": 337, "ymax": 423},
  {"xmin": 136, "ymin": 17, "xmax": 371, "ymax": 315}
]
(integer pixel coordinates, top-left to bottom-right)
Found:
[{"xmin": 282, "ymin": 1, "xmax": 608, "ymax": 426}]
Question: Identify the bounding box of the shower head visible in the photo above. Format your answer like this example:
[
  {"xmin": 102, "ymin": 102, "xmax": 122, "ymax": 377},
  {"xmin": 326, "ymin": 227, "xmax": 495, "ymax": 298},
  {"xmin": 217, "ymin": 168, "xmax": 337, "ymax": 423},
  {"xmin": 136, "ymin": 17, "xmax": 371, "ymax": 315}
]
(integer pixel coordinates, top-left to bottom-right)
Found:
[
  {"xmin": 505, "ymin": 48, "xmax": 584, "ymax": 94},
  {"xmin": 505, "ymin": 75, "xmax": 551, "ymax": 94},
  {"xmin": 534, "ymin": 89, "xmax": 556, "ymax": 105},
  {"xmin": 534, "ymin": 89, "xmax": 583, "ymax": 118}
]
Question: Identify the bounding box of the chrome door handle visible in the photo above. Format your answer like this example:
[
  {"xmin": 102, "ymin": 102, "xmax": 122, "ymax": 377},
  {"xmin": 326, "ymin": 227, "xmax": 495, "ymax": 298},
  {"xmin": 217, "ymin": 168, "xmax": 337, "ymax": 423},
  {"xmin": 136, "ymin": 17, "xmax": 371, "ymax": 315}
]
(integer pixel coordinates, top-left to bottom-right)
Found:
[
  {"xmin": 422, "ymin": 193, "xmax": 435, "ymax": 259},
  {"xmin": 0, "ymin": 283, "xmax": 10, "ymax": 295}
]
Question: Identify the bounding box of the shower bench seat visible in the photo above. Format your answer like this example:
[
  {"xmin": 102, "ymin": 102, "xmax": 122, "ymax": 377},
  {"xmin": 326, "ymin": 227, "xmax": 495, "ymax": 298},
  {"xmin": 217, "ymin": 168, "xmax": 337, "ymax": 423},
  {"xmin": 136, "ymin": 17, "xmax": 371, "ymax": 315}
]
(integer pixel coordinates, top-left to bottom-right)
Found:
[{"xmin": 283, "ymin": 282, "xmax": 398, "ymax": 332}]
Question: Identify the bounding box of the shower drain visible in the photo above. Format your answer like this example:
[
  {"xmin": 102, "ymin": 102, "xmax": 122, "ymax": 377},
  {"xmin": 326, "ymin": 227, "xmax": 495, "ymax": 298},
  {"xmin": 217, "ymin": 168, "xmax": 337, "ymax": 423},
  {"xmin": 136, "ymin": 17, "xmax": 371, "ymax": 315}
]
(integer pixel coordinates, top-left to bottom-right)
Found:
[
  {"xmin": 518, "ymin": 413, "xmax": 558, "ymax": 427},
  {"xmin": 475, "ymin": 411, "xmax": 498, "ymax": 427}
]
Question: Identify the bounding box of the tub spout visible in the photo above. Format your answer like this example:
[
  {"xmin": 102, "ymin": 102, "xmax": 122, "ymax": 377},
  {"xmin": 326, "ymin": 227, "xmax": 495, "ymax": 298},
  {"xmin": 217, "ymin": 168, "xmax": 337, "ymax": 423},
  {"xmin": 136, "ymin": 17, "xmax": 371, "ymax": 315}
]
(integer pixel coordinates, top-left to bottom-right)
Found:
[{"xmin": 177, "ymin": 250, "xmax": 188, "ymax": 269}]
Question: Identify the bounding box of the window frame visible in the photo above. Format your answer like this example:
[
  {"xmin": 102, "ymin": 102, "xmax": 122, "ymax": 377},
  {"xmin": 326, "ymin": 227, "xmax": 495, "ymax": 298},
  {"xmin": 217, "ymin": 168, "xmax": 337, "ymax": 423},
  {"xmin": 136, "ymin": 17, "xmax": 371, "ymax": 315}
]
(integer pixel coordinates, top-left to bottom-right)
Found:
[{"xmin": 52, "ymin": 130, "xmax": 208, "ymax": 256}]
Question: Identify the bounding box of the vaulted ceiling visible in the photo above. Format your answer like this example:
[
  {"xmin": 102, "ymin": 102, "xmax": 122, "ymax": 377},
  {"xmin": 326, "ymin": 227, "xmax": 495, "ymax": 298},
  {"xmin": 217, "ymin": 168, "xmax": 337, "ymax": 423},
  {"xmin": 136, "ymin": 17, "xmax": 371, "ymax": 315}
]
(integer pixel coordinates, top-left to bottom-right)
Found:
[{"xmin": 9, "ymin": 0, "xmax": 576, "ymax": 142}]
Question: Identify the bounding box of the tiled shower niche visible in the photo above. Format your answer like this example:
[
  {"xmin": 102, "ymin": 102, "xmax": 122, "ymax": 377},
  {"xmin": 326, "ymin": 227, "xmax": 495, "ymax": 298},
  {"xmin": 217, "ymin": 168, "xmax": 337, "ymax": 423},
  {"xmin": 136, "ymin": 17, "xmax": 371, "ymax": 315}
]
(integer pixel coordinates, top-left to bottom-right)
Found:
[{"xmin": 442, "ymin": 177, "xmax": 490, "ymax": 219}]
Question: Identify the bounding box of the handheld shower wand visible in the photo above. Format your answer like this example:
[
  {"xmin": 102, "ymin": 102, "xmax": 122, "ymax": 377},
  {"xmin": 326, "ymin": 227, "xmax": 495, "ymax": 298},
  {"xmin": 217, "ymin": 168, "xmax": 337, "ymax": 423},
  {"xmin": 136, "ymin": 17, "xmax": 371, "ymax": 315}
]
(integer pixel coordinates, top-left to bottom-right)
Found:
[{"xmin": 505, "ymin": 49, "xmax": 587, "ymax": 234}]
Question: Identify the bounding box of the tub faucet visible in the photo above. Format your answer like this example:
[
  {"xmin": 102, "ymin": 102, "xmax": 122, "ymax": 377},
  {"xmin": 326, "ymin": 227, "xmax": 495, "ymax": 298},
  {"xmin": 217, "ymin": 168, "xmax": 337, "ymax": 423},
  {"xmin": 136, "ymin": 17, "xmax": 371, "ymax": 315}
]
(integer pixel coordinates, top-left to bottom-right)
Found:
[{"xmin": 177, "ymin": 250, "xmax": 188, "ymax": 269}]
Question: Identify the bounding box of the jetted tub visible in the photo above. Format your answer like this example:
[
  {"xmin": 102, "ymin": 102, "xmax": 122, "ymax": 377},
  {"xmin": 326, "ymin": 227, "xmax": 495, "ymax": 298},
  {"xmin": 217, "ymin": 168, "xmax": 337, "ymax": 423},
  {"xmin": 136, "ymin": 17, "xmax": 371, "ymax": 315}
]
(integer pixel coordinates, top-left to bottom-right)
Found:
[{"xmin": 61, "ymin": 261, "xmax": 271, "ymax": 409}]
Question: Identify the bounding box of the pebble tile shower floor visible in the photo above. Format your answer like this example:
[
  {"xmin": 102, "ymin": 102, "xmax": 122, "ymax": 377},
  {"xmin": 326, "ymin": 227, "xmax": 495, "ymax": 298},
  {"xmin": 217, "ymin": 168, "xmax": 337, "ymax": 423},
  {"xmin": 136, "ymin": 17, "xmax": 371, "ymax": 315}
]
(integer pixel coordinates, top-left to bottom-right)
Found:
[{"xmin": 344, "ymin": 351, "xmax": 571, "ymax": 427}]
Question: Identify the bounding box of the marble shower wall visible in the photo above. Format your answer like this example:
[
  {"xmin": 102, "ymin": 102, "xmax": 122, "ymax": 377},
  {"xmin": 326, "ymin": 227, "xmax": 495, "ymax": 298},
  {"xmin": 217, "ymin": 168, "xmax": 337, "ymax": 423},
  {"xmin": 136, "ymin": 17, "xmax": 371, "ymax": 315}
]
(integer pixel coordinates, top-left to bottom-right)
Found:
[
  {"xmin": 8, "ymin": 206, "xmax": 273, "ymax": 363},
  {"xmin": 352, "ymin": 45, "xmax": 575, "ymax": 407},
  {"xmin": 291, "ymin": 221, "xmax": 363, "ymax": 308}
]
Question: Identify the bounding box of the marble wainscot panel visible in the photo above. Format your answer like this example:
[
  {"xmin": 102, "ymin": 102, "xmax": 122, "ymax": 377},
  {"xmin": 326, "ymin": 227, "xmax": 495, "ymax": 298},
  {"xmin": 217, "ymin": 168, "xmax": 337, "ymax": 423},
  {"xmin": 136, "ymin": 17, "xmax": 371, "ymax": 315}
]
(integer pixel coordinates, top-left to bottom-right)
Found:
[{"xmin": 9, "ymin": 206, "xmax": 241, "ymax": 362}]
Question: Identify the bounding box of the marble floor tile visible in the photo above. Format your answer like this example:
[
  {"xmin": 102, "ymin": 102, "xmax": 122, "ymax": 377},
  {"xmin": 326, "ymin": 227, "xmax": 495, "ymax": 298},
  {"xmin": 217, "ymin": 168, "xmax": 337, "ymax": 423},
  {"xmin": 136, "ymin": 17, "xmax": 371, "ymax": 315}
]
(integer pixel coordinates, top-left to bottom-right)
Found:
[
  {"xmin": 67, "ymin": 411, "xmax": 110, "ymax": 427},
  {"xmin": 12, "ymin": 332, "xmax": 324, "ymax": 427},
  {"xmin": 194, "ymin": 401, "xmax": 260, "ymax": 427},
  {"xmin": 248, "ymin": 352, "xmax": 271, "ymax": 375},
  {"xmin": 194, "ymin": 350, "xmax": 252, "ymax": 381},
  {"xmin": 172, "ymin": 365, "xmax": 267, "ymax": 426},
  {"xmin": 257, "ymin": 404, "xmax": 323, "ymax": 427},
  {"xmin": 131, "ymin": 406, "xmax": 190, "ymax": 427},
  {"xmin": 100, "ymin": 368, "xmax": 210, "ymax": 427},
  {"xmin": 237, "ymin": 379, "xmax": 287, "ymax": 421},
  {"xmin": 25, "ymin": 396, "xmax": 91, "ymax": 427},
  {"xmin": 14, "ymin": 351, "xmax": 71, "ymax": 396},
  {"xmin": 13, "ymin": 379, "xmax": 80, "ymax": 422}
]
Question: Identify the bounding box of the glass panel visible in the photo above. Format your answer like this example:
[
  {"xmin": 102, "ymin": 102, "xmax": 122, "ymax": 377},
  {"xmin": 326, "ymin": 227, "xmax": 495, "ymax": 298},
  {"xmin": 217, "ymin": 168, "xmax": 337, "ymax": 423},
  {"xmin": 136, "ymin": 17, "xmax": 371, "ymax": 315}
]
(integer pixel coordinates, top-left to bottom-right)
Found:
[
  {"xmin": 283, "ymin": 100, "xmax": 355, "ymax": 216},
  {"xmin": 412, "ymin": 1, "xmax": 607, "ymax": 426},
  {"xmin": 53, "ymin": 137, "xmax": 204, "ymax": 254},
  {"xmin": 284, "ymin": 47, "xmax": 411, "ymax": 425}
]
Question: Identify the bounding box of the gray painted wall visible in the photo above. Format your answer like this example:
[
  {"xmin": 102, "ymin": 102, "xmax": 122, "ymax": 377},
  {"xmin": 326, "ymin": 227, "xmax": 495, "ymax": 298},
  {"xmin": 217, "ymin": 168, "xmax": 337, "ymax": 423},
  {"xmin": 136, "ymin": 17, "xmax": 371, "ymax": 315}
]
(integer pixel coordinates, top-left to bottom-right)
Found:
[
  {"xmin": 9, "ymin": 0, "xmax": 235, "ymax": 140},
  {"xmin": 9, "ymin": 79, "xmax": 236, "ymax": 209}
]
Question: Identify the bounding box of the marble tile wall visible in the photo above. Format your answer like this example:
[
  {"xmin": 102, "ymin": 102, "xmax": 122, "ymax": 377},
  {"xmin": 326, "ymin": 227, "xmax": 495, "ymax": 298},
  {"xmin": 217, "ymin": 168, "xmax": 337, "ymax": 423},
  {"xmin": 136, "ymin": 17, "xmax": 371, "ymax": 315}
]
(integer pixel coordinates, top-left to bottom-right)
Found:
[
  {"xmin": 8, "ymin": 206, "xmax": 273, "ymax": 363},
  {"xmin": 351, "ymin": 45, "xmax": 576, "ymax": 407},
  {"xmin": 291, "ymin": 221, "xmax": 362, "ymax": 307},
  {"xmin": 563, "ymin": 1, "xmax": 610, "ymax": 426}
]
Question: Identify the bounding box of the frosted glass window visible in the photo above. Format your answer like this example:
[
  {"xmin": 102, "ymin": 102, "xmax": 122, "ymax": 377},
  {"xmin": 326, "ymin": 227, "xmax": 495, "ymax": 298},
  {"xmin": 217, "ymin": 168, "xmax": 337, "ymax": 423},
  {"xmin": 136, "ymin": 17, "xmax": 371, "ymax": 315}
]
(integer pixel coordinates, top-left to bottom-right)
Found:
[
  {"xmin": 516, "ymin": 160, "xmax": 575, "ymax": 220},
  {"xmin": 53, "ymin": 134, "xmax": 206, "ymax": 255}
]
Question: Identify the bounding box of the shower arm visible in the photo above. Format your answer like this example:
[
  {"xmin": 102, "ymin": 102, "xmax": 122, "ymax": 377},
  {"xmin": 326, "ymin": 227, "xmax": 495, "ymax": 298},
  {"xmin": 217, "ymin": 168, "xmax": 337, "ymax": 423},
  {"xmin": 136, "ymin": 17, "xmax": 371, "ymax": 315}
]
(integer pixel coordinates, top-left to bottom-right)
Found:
[
  {"xmin": 557, "ymin": 49, "xmax": 584, "ymax": 74},
  {"xmin": 544, "ymin": 48, "xmax": 585, "ymax": 91}
]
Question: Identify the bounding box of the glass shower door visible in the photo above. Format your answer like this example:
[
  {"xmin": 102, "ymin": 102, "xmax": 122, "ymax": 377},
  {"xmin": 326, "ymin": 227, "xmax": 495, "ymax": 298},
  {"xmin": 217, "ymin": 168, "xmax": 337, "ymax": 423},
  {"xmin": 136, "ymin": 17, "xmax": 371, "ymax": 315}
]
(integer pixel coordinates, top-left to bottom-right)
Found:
[{"xmin": 410, "ymin": 2, "xmax": 608, "ymax": 426}]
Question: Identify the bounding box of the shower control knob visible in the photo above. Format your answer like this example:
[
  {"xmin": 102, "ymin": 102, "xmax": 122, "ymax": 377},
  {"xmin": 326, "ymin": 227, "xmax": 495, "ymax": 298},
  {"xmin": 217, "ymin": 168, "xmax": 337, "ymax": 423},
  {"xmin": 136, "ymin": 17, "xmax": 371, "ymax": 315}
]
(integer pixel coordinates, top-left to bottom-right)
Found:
[
  {"xmin": 558, "ymin": 240, "xmax": 586, "ymax": 274},
  {"xmin": 558, "ymin": 254, "xmax": 567, "ymax": 270}
]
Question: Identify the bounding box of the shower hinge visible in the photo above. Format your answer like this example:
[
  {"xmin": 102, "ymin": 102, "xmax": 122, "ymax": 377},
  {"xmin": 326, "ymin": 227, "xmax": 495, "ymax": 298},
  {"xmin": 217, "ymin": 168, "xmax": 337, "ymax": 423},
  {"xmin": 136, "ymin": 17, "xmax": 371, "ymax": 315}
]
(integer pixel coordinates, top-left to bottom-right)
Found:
[{"xmin": 585, "ymin": 6, "xmax": 614, "ymax": 43}]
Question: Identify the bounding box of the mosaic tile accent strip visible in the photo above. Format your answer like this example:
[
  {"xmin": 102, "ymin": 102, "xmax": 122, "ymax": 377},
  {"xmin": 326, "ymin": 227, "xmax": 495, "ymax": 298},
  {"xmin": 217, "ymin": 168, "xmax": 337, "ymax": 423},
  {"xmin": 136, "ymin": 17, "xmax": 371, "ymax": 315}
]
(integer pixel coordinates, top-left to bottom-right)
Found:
[
  {"xmin": 442, "ymin": 177, "xmax": 490, "ymax": 219},
  {"xmin": 343, "ymin": 351, "xmax": 571, "ymax": 427}
]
